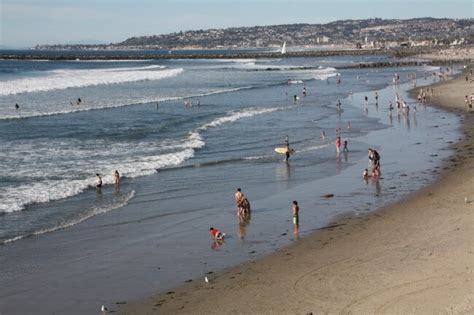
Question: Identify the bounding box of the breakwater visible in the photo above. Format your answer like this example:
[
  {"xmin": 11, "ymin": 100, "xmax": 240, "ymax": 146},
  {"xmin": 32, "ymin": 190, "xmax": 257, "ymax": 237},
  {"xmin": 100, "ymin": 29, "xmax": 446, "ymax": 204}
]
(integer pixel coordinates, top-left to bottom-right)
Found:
[{"xmin": 1, "ymin": 47, "xmax": 471, "ymax": 68}]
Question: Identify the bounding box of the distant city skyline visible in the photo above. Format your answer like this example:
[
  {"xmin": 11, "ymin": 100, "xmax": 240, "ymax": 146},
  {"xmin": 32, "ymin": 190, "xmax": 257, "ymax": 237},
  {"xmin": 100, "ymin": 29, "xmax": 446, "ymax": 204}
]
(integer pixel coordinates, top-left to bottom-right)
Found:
[{"xmin": 1, "ymin": 0, "xmax": 473, "ymax": 48}]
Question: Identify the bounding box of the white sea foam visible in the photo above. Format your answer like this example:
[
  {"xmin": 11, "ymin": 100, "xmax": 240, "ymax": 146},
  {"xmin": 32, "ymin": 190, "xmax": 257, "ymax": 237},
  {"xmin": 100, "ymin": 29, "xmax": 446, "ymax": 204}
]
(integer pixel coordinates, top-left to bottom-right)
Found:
[
  {"xmin": 0, "ymin": 106, "xmax": 276, "ymax": 215},
  {"xmin": 0, "ymin": 86, "xmax": 252, "ymax": 120},
  {"xmin": 198, "ymin": 107, "xmax": 279, "ymax": 131},
  {"xmin": 296, "ymin": 143, "xmax": 330, "ymax": 153},
  {"xmin": 311, "ymin": 67, "xmax": 338, "ymax": 81},
  {"xmin": 0, "ymin": 66, "xmax": 182, "ymax": 96},
  {"xmin": 0, "ymin": 132, "xmax": 202, "ymax": 213}
]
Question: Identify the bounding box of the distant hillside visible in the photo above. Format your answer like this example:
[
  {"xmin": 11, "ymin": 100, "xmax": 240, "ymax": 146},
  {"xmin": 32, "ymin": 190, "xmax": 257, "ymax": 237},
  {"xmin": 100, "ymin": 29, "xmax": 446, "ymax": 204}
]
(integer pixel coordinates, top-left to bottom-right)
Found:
[
  {"xmin": 117, "ymin": 18, "xmax": 473, "ymax": 49},
  {"xmin": 35, "ymin": 18, "xmax": 474, "ymax": 50}
]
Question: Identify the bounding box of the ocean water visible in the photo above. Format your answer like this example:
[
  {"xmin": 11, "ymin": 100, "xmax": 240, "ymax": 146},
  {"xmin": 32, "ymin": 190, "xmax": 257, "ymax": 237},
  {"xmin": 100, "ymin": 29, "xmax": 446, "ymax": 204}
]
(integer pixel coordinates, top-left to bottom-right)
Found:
[{"xmin": 0, "ymin": 53, "xmax": 463, "ymax": 314}]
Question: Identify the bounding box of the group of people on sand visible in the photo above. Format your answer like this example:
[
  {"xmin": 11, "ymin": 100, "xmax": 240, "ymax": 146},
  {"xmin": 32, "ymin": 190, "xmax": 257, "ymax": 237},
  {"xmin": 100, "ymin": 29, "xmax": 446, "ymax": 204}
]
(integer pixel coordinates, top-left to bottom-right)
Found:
[{"xmin": 95, "ymin": 170, "xmax": 121, "ymax": 191}]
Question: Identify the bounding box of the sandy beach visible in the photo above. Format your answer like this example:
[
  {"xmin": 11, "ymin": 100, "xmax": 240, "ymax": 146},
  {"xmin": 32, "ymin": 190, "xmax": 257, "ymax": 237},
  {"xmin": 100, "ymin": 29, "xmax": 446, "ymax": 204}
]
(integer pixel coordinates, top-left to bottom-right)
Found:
[{"xmin": 120, "ymin": 66, "xmax": 474, "ymax": 314}]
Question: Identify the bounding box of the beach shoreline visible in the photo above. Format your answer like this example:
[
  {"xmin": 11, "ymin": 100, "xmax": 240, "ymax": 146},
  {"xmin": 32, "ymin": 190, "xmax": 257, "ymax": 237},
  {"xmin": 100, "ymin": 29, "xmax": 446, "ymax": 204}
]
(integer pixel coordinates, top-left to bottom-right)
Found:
[{"xmin": 120, "ymin": 66, "xmax": 474, "ymax": 314}]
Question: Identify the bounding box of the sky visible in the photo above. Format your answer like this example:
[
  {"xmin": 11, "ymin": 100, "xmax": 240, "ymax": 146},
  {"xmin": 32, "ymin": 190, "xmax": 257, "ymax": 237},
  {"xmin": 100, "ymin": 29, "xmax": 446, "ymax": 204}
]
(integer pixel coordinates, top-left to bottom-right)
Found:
[{"xmin": 1, "ymin": 0, "xmax": 473, "ymax": 48}]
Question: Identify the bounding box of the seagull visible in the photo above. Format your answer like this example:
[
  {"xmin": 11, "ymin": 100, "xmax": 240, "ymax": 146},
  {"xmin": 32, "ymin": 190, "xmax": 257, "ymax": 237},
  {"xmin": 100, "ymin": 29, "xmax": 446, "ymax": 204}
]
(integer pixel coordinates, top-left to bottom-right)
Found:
[
  {"xmin": 101, "ymin": 305, "xmax": 108, "ymax": 313},
  {"xmin": 204, "ymin": 276, "xmax": 209, "ymax": 283}
]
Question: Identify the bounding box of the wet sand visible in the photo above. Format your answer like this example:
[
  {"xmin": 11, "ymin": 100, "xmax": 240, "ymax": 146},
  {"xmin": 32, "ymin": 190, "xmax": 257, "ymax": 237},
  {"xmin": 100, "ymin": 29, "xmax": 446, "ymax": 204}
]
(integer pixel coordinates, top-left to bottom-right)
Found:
[{"xmin": 119, "ymin": 67, "xmax": 474, "ymax": 314}]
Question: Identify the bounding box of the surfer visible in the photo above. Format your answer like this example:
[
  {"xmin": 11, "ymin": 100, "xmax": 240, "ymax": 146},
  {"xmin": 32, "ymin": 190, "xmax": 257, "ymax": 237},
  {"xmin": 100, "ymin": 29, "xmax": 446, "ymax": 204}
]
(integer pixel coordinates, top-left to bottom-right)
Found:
[
  {"xmin": 15, "ymin": 103, "xmax": 19, "ymax": 110},
  {"xmin": 336, "ymin": 99, "xmax": 342, "ymax": 111},
  {"xmin": 302, "ymin": 86, "xmax": 307, "ymax": 97},
  {"xmin": 95, "ymin": 173, "xmax": 102, "ymax": 189},
  {"xmin": 76, "ymin": 98, "xmax": 82, "ymax": 105}
]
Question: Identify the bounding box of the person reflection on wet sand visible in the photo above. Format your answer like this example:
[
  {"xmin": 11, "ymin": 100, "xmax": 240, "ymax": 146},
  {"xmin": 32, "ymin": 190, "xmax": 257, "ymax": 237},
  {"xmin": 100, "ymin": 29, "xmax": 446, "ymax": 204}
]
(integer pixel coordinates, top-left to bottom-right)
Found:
[{"xmin": 238, "ymin": 212, "xmax": 251, "ymax": 240}]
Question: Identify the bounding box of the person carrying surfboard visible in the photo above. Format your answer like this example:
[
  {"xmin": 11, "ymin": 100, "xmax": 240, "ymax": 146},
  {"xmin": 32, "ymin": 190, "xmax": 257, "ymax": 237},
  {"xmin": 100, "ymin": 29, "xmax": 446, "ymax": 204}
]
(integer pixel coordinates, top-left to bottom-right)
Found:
[{"xmin": 284, "ymin": 135, "xmax": 291, "ymax": 162}]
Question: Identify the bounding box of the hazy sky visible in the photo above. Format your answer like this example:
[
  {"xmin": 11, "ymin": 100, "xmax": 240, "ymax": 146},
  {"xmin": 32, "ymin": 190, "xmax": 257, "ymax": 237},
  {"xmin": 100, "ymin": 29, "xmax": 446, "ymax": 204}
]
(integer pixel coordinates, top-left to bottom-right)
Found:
[{"xmin": 1, "ymin": 0, "xmax": 472, "ymax": 47}]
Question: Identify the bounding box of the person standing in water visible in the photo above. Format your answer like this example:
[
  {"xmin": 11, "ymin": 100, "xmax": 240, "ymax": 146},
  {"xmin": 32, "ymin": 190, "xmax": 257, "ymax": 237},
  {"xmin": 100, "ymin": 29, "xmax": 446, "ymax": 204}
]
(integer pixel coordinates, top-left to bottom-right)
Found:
[
  {"xmin": 292, "ymin": 200, "xmax": 300, "ymax": 235},
  {"xmin": 95, "ymin": 173, "xmax": 102, "ymax": 189},
  {"xmin": 284, "ymin": 135, "xmax": 291, "ymax": 162},
  {"xmin": 235, "ymin": 188, "xmax": 248, "ymax": 215},
  {"xmin": 343, "ymin": 140, "xmax": 348, "ymax": 152},
  {"xmin": 15, "ymin": 103, "xmax": 20, "ymax": 110},
  {"xmin": 114, "ymin": 170, "xmax": 120, "ymax": 186},
  {"xmin": 335, "ymin": 136, "xmax": 342, "ymax": 153}
]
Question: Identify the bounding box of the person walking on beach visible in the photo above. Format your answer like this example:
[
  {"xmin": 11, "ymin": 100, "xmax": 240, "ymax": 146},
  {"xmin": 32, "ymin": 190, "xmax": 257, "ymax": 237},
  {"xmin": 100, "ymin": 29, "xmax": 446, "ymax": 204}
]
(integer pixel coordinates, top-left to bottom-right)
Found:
[
  {"xmin": 95, "ymin": 173, "xmax": 102, "ymax": 189},
  {"xmin": 292, "ymin": 200, "xmax": 299, "ymax": 235}
]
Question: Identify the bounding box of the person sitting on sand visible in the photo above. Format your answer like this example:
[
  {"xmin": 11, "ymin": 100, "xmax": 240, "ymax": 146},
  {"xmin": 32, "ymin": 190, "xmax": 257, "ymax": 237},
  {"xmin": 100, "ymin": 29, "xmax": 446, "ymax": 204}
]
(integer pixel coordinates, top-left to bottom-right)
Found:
[
  {"xmin": 96, "ymin": 173, "xmax": 102, "ymax": 189},
  {"xmin": 209, "ymin": 227, "xmax": 225, "ymax": 241}
]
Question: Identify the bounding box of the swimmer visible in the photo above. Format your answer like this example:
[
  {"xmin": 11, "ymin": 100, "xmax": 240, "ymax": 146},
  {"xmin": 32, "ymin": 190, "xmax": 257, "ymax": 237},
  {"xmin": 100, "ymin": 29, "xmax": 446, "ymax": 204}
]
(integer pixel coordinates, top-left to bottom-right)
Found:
[
  {"xmin": 114, "ymin": 170, "xmax": 120, "ymax": 186},
  {"xmin": 209, "ymin": 227, "xmax": 225, "ymax": 241},
  {"xmin": 343, "ymin": 140, "xmax": 348, "ymax": 152},
  {"xmin": 95, "ymin": 173, "xmax": 102, "ymax": 189}
]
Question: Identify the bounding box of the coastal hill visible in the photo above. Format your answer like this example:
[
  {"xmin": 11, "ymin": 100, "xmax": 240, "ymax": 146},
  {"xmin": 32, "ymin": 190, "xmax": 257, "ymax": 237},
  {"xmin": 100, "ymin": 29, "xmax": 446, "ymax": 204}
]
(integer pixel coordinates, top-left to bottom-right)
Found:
[{"xmin": 34, "ymin": 18, "xmax": 473, "ymax": 50}]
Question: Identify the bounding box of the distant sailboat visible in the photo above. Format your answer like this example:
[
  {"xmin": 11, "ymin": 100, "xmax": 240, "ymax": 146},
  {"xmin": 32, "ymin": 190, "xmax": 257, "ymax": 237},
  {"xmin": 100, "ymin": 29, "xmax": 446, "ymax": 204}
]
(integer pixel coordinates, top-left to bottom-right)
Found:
[{"xmin": 281, "ymin": 41, "xmax": 287, "ymax": 54}]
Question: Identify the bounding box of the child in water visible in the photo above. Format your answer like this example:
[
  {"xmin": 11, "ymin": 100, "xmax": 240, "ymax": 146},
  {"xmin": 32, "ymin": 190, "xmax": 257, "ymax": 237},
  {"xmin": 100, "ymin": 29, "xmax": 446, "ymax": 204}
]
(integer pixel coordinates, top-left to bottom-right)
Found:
[
  {"xmin": 363, "ymin": 169, "xmax": 369, "ymax": 179},
  {"xmin": 209, "ymin": 227, "xmax": 225, "ymax": 240}
]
